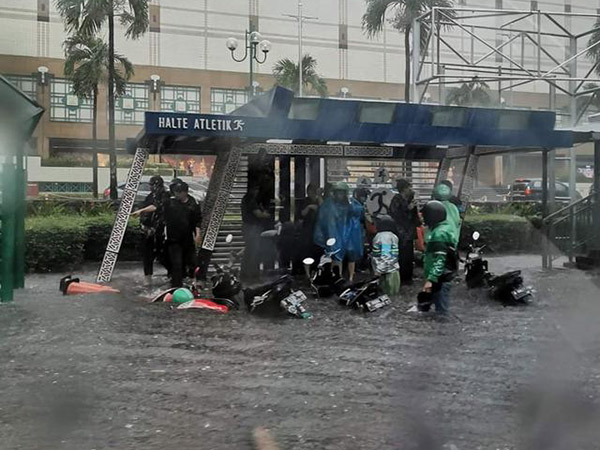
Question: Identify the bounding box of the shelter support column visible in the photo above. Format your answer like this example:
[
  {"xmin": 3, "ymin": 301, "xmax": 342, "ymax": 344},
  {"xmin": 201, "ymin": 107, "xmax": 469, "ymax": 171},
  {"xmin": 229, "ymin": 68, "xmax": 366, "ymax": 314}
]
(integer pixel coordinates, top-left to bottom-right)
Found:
[
  {"xmin": 434, "ymin": 155, "xmax": 451, "ymax": 189},
  {"xmin": 294, "ymin": 157, "xmax": 306, "ymax": 219},
  {"xmin": 593, "ymin": 137, "xmax": 600, "ymax": 249},
  {"xmin": 14, "ymin": 149, "xmax": 26, "ymax": 289},
  {"xmin": 457, "ymin": 146, "xmax": 479, "ymax": 207},
  {"xmin": 1, "ymin": 161, "xmax": 17, "ymax": 302},
  {"xmin": 97, "ymin": 148, "xmax": 149, "ymax": 283},
  {"xmin": 279, "ymin": 156, "xmax": 291, "ymax": 223},
  {"xmin": 542, "ymin": 149, "xmax": 550, "ymax": 270},
  {"xmin": 309, "ymin": 157, "xmax": 321, "ymax": 189},
  {"xmin": 196, "ymin": 145, "xmax": 242, "ymax": 278}
]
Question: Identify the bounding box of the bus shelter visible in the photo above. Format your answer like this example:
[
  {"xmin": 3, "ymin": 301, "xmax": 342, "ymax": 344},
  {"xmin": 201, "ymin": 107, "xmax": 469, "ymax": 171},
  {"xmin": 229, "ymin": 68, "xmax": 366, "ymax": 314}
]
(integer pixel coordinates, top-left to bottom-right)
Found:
[
  {"xmin": 97, "ymin": 87, "xmax": 572, "ymax": 282},
  {"xmin": 0, "ymin": 75, "xmax": 44, "ymax": 301}
]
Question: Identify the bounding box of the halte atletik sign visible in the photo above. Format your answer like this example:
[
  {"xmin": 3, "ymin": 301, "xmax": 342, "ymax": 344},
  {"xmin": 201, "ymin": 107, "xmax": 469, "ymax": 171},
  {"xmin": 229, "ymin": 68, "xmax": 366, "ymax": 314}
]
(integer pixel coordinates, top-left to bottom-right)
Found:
[{"xmin": 157, "ymin": 116, "xmax": 245, "ymax": 132}]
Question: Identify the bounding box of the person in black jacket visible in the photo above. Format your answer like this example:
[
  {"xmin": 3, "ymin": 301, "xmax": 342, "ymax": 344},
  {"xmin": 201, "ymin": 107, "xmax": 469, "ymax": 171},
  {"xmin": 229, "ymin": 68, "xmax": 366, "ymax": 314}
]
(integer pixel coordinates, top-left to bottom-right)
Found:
[
  {"xmin": 389, "ymin": 178, "xmax": 421, "ymax": 284},
  {"xmin": 132, "ymin": 176, "xmax": 170, "ymax": 282},
  {"xmin": 164, "ymin": 181, "xmax": 203, "ymax": 287},
  {"xmin": 241, "ymin": 185, "xmax": 271, "ymax": 280}
]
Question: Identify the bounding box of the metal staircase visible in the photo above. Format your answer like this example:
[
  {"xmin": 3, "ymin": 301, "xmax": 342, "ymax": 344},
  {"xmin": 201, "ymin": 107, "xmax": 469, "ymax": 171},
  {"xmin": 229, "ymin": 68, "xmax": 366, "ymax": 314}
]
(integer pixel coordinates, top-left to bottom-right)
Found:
[
  {"xmin": 210, "ymin": 156, "xmax": 248, "ymax": 267},
  {"xmin": 543, "ymin": 191, "xmax": 598, "ymax": 267}
]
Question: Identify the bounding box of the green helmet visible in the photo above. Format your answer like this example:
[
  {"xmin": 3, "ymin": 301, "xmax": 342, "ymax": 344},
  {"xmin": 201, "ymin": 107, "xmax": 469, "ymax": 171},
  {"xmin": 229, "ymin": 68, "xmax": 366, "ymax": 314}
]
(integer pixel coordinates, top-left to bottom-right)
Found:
[
  {"xmin": 433, "ymin": 183, "xmax": 452, "ymax": 201},
  {"xmin": 333, "ymin": 181, "xmax": 350, "ymax": 192},
  {"xmin": 172, "ymin": 287, "xmax": 194, "ymax": 305}
]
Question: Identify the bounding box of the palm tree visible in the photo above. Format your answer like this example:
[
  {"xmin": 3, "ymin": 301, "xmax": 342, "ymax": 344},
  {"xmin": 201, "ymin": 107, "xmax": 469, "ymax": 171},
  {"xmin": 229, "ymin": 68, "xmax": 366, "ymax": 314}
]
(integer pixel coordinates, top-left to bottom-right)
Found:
[
  {"xmin": 445, "ymin": 77, "xmax": 494, "ymax": 107},
  {"xmin": 64, "ymin": 34, "xmax": 134, "ymax": 198},
  {"xmin": 56, "ymin": 0, "xmax": 148, "ymax": 199},
  {"xmin": 273, "ymin": 55, "xmax": 328, "ymax": 97},
  {"xmin": 362, "ymin": 0, "xmax": 455, "ymax": 103}
]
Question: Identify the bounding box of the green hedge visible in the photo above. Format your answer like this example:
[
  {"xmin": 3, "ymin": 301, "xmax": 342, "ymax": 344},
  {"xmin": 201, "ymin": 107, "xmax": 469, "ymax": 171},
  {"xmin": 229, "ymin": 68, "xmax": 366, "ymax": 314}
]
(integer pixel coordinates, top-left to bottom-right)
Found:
[
  {"xmin": 24, "ymin": 214, "xmax": 143, "ymax": 272},
  {"xmin": 25, "ymin": 216, "xmax": 89, "ymax": 273},
  {"xmin": 461, "ymin": 214, "xmax": 541, "ymax": 253},
  {"xmin": 20, "ymin": 212, "xmax": 539, "ymax": 272}
]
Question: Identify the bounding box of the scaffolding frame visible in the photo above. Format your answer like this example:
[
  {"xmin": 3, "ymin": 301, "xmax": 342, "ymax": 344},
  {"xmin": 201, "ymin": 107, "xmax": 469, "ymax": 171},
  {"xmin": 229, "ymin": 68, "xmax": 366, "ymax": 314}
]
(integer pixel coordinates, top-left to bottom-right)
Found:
[
  {"xmin": 413, "ymin": 7, "xmax": 600, "ymax": 206},
  {"xmin": 412, "ymin": 7, "xmax": 600, "ymax": 127}
]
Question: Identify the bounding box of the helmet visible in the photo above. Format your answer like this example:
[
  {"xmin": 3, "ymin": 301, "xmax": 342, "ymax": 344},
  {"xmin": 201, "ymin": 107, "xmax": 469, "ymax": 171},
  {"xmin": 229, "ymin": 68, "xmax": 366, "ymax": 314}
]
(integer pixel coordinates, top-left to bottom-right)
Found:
[
  {"xmin": 149, "ymin": 175, "xmax": 164, "ymax": 187},
  {"xmin": 422, "ymin": 200, "xmax": 447, "ymax": 228},
  {"xmin": 333, "ymin": 181, "xmax": 350, "ymax": 192},
  {"xmin": 170, "ymin": 179, "xmax": 188, "ymax": 194},
  {"xmin": 440, "ymin": 179, "xmax": 454, "ymax": 191},
  {"xmin": 433, "ymin": 184, "xmax": 452, "ymax": 201},
  {"xmin": 375, "ymin": 214, "xmax": 397, "ymax": 234},
  {"xmin": 172, "ymin": 287, "xmax": 194, "ymax": 305}
]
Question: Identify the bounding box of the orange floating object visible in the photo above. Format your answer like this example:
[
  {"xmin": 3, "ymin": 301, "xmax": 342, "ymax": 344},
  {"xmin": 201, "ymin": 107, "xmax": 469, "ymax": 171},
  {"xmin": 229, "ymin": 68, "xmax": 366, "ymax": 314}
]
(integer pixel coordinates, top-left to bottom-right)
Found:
[
  {"xmin": 177, "ymin": 298, "xmax": 229, "ymax": 313},
  {"xmin": 60, "ymin": 276, "xmax": 120, "ymax": 295},
  {"xmin": 416, "ymin": 226, "xmax": 425, "ymax": 252}
]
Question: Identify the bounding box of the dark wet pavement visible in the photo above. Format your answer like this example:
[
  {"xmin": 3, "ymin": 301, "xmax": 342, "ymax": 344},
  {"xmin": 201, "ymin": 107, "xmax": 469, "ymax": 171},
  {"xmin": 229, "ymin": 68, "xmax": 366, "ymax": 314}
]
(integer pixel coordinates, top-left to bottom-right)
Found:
[{"xmin": 1, "ymin": 256, "xmax": 600, "ymax": 449}]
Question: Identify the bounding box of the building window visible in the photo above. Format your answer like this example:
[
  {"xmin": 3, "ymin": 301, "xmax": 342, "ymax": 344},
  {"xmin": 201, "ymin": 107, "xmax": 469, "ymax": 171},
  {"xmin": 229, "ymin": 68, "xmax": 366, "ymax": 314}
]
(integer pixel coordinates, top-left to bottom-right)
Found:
[
  {"xmin": 5, "ymin": 74, "xmax": 37, "ymax": 101},
  {"xmin": 495, "ymin": 0, "xmax": 502, "ymax": 9},
  {"xmin": 210, "ymin": 88, "xmax": 248, "ymax": 114},
  {"xmin": 530, "ymin": 0, "xmax": 538, "ymax": 10},
  {"xmin": 50, "ymin": 78, "xmax": 93, "ymax": 123},
  {"xmin": 114, "ymin": 83, "xmax": 148, "ymax": 125},
  {"xmin": 161, "ymin": 85, "xmax": 201, "ymax": 113}
]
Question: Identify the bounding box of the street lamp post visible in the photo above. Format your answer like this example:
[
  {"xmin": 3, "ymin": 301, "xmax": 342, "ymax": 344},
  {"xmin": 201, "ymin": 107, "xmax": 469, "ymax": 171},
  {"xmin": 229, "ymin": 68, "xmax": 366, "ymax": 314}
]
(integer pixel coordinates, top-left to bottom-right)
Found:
[
  {"xmin": 284, "ymin": 1, "xmax": 318, "ymax": 97},
  {"xmin": 226, "ymin": 31, "xmax": 271, "ymax": 98},
  {"xmin": 147, "ymin": 74, "xmax": 163, "ymax": 109}
]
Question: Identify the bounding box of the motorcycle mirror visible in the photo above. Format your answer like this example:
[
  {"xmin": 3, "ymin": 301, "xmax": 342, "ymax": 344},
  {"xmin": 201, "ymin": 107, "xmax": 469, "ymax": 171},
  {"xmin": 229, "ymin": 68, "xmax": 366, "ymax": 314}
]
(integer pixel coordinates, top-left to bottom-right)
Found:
[
  {"xmin": 303, "ymin": 258, "xmax": 315, "ymax": 266},
  {"xmin": 326, "ymin": 238, "xmax": 336, "ymax": 247},
  {"xmin": 225, "ymin": 234, "xmax": 233, "ymax": 244},
  {"xmin": 261, "ymin": 230, "xmax": 278, "ymax": 238},
  {"xmin": 472, "ymin": 231, "xmax": 480, "ymax": 241}
]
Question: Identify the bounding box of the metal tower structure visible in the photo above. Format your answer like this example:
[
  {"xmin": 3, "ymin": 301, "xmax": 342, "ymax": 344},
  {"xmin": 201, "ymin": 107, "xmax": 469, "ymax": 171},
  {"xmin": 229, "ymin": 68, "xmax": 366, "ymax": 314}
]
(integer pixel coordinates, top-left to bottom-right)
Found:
[{"xmin": 412, "ymin": 6, "xmax": 600, "ymax": 202}]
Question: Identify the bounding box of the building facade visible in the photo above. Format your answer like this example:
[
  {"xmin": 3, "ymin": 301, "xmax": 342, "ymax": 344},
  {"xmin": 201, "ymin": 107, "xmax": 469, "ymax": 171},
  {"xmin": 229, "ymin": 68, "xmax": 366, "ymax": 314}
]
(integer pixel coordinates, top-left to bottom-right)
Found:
[{"xmin": 0, "ymin": 0, "xmax": 598, "ymax": 189}]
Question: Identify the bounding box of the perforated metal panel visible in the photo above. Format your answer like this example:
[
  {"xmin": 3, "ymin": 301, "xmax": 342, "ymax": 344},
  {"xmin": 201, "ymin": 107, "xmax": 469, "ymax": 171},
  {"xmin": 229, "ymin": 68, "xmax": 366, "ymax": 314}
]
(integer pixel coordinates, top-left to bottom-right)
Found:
[{"xmin": 326, "ymin": 158, "xmax": 440, "ymax": 200}]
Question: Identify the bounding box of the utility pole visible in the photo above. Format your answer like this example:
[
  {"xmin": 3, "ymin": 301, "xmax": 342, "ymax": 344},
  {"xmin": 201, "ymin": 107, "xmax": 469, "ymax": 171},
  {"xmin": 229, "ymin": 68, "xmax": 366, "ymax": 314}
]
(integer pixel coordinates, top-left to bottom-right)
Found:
[{"xmin": 284, "ymin": 1, "xmax": 317, "ymax": 97}]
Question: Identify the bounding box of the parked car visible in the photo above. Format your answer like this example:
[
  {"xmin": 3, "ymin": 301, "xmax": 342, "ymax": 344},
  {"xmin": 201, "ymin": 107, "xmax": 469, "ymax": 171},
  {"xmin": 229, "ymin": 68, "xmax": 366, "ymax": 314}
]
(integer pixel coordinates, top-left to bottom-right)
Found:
[
  {"xmin": 104, "ymin": 180, "xmax": 153, "ymax": 204},
  {"xmin": 508, "ymin": 178, "xmax": 582, "ymax": 203},
  {"xmin": 104, "ymin": 178, "xmax": 207, "ymax": 204}
]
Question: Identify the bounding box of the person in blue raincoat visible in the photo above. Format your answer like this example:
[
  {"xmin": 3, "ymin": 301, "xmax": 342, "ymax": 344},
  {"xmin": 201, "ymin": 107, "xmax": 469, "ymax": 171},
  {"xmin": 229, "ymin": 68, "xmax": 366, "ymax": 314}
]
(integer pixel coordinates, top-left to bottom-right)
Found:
[
  {"xmin": 313, "ymin": 182, "xmax": 351, "ymax": 273},
  {"xmin": 346, "ymin": 188, "xmax": 367, "ymax": 281}
]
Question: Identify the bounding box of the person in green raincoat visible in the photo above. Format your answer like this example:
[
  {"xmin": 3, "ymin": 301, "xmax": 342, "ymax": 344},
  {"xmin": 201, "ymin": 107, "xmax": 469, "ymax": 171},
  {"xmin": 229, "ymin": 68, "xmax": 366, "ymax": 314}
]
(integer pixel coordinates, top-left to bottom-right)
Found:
[
  {"xmin": 421, "ymin": 201, "xmax": 458, "ymax": 315},
  {"xmin": 433, "ymin": 183, "xmax": 461, "ymax": 247}
]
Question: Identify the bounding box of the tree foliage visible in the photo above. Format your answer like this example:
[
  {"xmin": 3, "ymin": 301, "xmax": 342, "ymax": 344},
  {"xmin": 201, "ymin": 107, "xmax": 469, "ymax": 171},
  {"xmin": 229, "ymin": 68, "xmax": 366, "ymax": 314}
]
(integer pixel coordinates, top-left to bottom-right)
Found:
[
  {"xmin": 362, "ymin": 0, "xmax": 456, "ymax": 102},
  {"xmin": 55, "ymin": 0, "xmax": 149, "ymax": 39},
  {"xmin": 273, "ymin": 55, "xmax": 328, "ymax": 97},
  {"xmin": 445, "ymin": 77, "xmax": 495, "ymax": 107},
  {"xmin": 64, "ymin": 34, "xmax": 134, "ymax": 99}
]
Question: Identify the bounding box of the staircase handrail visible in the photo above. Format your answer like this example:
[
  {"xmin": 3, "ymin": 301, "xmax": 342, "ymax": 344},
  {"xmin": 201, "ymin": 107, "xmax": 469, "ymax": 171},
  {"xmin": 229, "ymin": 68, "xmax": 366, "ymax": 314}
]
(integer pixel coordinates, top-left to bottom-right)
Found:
[{"xmin": 543, "ymin": 190, "xmax": 596, "ymax": 225}]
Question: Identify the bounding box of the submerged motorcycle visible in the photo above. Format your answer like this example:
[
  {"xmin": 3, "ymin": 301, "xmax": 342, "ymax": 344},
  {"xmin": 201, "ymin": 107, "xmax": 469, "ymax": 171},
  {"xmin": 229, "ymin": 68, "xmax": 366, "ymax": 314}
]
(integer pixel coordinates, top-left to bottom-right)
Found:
[
  {"xmin": 244, "ymin": 274, "xmax": 311, "ymax": 319},
  {"xmin": 151, "ymin": 234, "xmax": 241, "ymax": 312},
  {"xmin": 303, "ymin": 238, "xmax": 349, "ymax": 298},
  {"xmin": 464, "ymin": 231, "xmax": 534, "ymax": 306},
  {"xmin": 205, "ymin": 234, "xmax": 243, "ymax": 307},
  {"xmin": 240, "ymin": 228, "xmax": 311, "ymax": 319},
  {"xmin": 338, "ymin": 276, "xmax": 392, "ymax": 312},
  {"xmin": 464, "ymin": 231, "xmax": 489, "ymax": 289}
]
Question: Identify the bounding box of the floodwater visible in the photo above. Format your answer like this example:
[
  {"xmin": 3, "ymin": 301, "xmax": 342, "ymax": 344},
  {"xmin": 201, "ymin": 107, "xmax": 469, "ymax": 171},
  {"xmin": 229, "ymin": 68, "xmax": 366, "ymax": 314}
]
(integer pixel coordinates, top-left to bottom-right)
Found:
[{"xmin": 1, "ymin": 256, "xmax": 600, "ymax": 449}]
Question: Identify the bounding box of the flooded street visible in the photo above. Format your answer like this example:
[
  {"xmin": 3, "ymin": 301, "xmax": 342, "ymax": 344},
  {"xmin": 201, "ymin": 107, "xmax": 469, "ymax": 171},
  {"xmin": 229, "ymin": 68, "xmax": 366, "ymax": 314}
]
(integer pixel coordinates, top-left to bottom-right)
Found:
[{"xmin": 1, "ymin": 256, "xmax": 600, "ymax": 449}]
